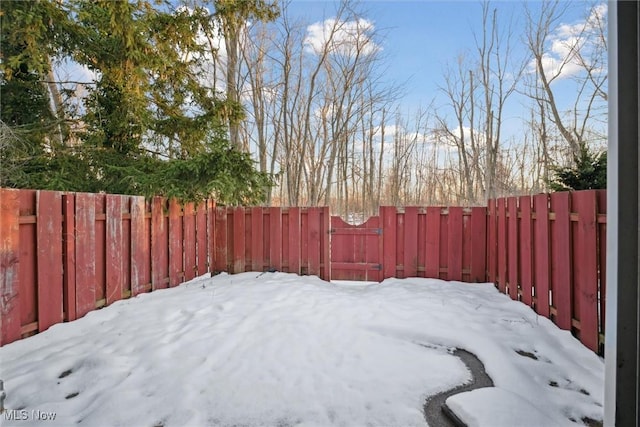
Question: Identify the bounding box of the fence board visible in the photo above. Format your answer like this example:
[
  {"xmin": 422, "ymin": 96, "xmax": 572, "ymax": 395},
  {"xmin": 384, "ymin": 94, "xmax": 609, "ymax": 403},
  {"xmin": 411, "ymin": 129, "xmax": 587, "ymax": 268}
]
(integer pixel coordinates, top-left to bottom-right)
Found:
[
  {"xmin": 18, "ymin": 190, "xmax": 36, "ymax": 329},
  {"xmin": 396, "ymin": 212, "xmax": 406, "ymax": 278},
  {"xmin": 470, "ymin": 207, "xmax": 486, "ymax": 283},
  {"xmin": 288, "ymin": 207, "xmax": 301, "ymax": 275},
  {"xmin": 250, "ymin": 207, "xmax": 264, "ymax": 272},
  {"xmin": 196, "ymin": 203, "xmax": 208, "ymax": 275},
  {"xmin": 381, "ymin": 207, "xmax": 397, "ymax": 278},
  {"xmin": 507, "ymin": 197, "xmax": 519, "ymax": 299},
  {"xmin": 233, "ymin": 207, "xmax": 246, "ymax": 273},
  {"xmin": 440, "ymin": 212, "xmax": 449, "ymax": 279},
  {"xmin": 425, "ymin": 207, "xmax": 441, "ymax": 279},
  {"xmin": 106, "ymin": 195, "xmax": 123, "ymax": 303},
  {"xmin": 95, "ymin": 196, "xmax": 106, "ymax": 304},
  {"xmin": 574, "ymin": 190, "xmax": 599, "ymax": 351},
  {"xmin": 152, "ymin": 197, "xmax": 168, "ymax": 290},
  {"xmin": 404, "ymin": 207, "xmax": 419, "ymax": 277},
  {"xmin": 168, "ymin": 199, "xmax": 183, "ymax": 287},
  {"xmin": 534, "ymin": 194, "xmax": 550, "ymax": 317},
  {"xmin": 75, "ymin": 193, "xmax": 96, "ymax": 317},
  {"xmin": 519, "ymin": 196, "xmax": 533, "ymax": 306},
  {"xmin": 487, "ymin": 200, "xmax": 497, "ymax": 284},
  {"xmin": 321, "ymin": 207, "xmax": 331, "ymax": 281},
  {"xmin": 1, "ymin": 189, "xmax": 21, "ymax": 345},
  {"xmin": 214, "ymin": 208, "xmax": 228, "ymax": 272},
  {"xmin": 269, "ymin": 207, "xmax": 282, "ymax": 271},
  {"xmin": 184, "ymin": 203, "xmax": 196, "ymax": 281},
  {"xmin": 130, "ymin": 197, "xmax": 146, "ymax": 296},
  {"xmin": 448, "ymin": 208, "xmax": 463, "ymax": 281},
  {"xmin": 63, "ymin": 195, "xmax": 77, "ymax": 322},
  {"xmin": 300, "ymin": 210, "xmax": 308, "ymax": 274},
  {"xmin": 417, "ymin": 211, "xmax": 426, "ymax": 278},
  {"xmin": 550, "ymin": 192, "xmax": 572, "ymax": 330},
  {"xmin": 36, "ymin": 191, "xmax": 63, "ymax": 332},
  {"xmin": 497, "ymin": 198, "xmax": 507, "ymax": 293},
  {"xmin": 307, "ymin": 208, "xmax": 321, "ymax": 277},
  {"xmin": 208, "ymin": 201, "xmax": 216, "ymax": 276}
]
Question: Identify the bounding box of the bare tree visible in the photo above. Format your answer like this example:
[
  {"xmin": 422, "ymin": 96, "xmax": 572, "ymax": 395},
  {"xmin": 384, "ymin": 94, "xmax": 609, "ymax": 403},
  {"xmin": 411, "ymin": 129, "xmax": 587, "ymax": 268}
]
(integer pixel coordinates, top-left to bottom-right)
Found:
[
  {"xmin": 474, "ymin": 2, "xmax": 524, "ymax": 200},
  {"xmin": 524, "ymin": 0, "xmax": 608, "ymax": 160},
  {"xmin": 435, "ymin": 54, "xmax": 480, "ymax": 204}
]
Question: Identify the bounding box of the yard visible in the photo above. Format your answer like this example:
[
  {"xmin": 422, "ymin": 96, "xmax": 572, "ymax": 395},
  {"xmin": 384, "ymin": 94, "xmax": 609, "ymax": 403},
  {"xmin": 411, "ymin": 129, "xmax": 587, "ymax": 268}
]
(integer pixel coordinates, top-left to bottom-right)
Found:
[{"xmin": 0, "ymin": 272, "xmax": 604, "ymax": 427}]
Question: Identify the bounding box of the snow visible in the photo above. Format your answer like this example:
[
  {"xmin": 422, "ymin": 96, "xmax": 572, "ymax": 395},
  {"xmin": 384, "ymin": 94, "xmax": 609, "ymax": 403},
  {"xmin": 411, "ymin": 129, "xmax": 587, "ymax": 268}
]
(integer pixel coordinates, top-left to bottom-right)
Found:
[
  {"xmin": 0, "ymin": 272, "xmax": 604, "ymax": 426},
  {"xmin": 445, "ymin": 387, "xmax": 568, "ymax": 427}
]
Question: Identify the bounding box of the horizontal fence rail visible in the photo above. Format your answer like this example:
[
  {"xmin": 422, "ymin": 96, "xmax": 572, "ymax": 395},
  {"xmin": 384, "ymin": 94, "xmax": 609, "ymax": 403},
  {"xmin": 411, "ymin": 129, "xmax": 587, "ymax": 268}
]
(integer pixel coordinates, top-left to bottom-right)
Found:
[{"xmin": 1, "ymin": 188, "xmax": 607, "ymax": 354}]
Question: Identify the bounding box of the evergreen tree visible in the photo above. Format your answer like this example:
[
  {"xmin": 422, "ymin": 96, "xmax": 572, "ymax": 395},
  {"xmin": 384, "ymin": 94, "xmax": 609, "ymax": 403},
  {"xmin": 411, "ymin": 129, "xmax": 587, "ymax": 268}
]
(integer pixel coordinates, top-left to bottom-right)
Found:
[
  {"xmin": 548, "ymin": 144, "xmax": 607, "ymax": 191},
  {"xmin": 0, "ymin": 0, "xmax": 273, "ymax": 203}
]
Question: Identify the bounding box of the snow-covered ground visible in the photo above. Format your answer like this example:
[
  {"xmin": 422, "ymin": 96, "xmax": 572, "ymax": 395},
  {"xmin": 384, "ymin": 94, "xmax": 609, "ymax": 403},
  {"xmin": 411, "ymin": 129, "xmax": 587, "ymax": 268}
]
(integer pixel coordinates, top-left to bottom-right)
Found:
[{"xmin": 0, "ymin": 272, "xmax": 604, "ymax": 427}]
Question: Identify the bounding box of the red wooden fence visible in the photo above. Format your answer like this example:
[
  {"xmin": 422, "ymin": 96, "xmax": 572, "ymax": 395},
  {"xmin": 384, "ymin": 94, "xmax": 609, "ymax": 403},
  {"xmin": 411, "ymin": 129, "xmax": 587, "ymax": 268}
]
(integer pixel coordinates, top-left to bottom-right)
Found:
[
  {"xmin": 212, "ymin": 206, "xmax": 331, "ymax": 280},
  {"xmin": 487, "ymin": 190, "xmax": 607, "ymax": 353},
  {"xmin": 330, "ymin": 215, "xmax": 382, "ymax": 281},
  {"xmin": 1, "ymin": 188, "xmax": 607, "ymax": 354},
  {"xmin": 0, "ymin": 189, "xmax": 212, "ymax": 345},
  {"xmin": 330, "ymin": 207, "xmax": 487, "ymax": 283}
]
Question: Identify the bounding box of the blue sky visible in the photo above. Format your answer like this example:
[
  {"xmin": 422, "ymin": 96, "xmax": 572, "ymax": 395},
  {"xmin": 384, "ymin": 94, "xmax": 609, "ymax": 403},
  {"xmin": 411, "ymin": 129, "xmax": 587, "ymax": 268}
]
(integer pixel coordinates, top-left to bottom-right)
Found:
[
  {"xmin": 284, "ymin": 1, "xmax": 603, "ymax": 139},
  {"xmin": 58, "ymin": 0, "xmax": 605, "ymax": 144}
]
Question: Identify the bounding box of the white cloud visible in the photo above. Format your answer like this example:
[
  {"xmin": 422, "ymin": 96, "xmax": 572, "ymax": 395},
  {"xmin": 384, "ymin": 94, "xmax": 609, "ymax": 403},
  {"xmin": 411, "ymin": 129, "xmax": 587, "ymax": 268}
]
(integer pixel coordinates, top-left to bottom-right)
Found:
[
  {"xmin": 304, "ymin": 18, "xmax": 381, "ymax": 57},
  {"xmin": 529, "ymin": 3, "xmax": 607, "ymax": 82},
  {"xmin": 372, "ymin": 124, "xmax": 399, "ymax": 139}
]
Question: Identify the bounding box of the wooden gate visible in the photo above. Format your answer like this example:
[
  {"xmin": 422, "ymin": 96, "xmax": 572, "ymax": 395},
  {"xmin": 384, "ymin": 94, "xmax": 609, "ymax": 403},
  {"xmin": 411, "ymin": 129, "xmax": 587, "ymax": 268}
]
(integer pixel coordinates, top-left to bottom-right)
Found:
[{"xmin": 329, "ymin": 216, "xmax": 382, "ymax": 281}]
